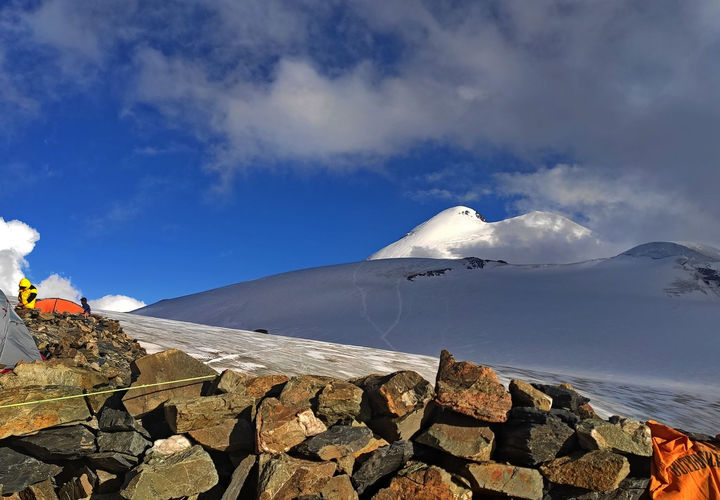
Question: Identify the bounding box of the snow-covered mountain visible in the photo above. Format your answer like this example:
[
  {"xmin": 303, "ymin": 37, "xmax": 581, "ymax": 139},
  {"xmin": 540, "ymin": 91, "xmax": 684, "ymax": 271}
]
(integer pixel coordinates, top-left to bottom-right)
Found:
[
  {"xmin": 369, "ymin": 206, "xmax": 618, "ymax": 264},
  {"xmin": 134, "ymin": 241, "xmax": 720, "ymax": 420}
]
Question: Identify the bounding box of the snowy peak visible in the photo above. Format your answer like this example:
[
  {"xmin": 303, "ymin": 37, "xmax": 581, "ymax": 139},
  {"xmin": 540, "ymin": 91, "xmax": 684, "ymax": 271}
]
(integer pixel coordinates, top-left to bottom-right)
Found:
[
  {"xmin": 620, "ymin": 242, "xmax": 720, "ymax": 262},
  {"xmin": 369, "ymin": 207, "xmax": 613, "ymax": 264}
]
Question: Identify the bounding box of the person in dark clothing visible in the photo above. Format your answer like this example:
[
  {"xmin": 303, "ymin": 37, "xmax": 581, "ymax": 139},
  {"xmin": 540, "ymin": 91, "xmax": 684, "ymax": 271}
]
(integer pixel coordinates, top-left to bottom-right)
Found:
[{"xmin": 80, "ymin": 297, "xmax": 91, "ymax": 316}]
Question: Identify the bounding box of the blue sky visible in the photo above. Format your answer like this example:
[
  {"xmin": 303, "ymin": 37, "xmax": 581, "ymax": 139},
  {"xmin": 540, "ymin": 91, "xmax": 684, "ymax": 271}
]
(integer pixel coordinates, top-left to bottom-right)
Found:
[{"xmin": 2, "ymin": 1, "xmax": 720, "ymax": 307}]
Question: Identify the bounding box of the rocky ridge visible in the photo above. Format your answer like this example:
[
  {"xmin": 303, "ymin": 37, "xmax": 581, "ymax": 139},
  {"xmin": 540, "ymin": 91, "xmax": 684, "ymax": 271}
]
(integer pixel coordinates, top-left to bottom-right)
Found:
[{"xmin": 0, "ymin": 313, "xmax": 714, "ymax": 499}]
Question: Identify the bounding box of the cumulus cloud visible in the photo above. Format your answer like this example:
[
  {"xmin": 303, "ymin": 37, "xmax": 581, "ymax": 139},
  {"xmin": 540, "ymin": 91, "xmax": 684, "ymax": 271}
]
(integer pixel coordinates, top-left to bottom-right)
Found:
[
  {"xmin": 89, "ymin": 295, "xmax": 146, "ymax": 313},
  {"xmin": 0, "ymin": 216, "xmax": 145, "ymax": 309},
  {"xmin": 0, "ymin": 218, "xmax": 39, "ymax": 296},
  {"xmin": 497, "ymin": 165, "xmax": 720, "ymax": 247},
  {"xmin": 37, "ymin": 274, "xmax": 81, "ymax": 301},
  {"xmin": 4, "ymin": 0, "xmax": 720, "ymax": 245}
]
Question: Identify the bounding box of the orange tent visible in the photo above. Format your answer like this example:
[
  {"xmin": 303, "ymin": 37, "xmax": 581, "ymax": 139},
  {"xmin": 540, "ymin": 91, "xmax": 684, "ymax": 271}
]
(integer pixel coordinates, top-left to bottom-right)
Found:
[{"xmin": 35, "ymin": 298, "xmax": 85, "ymax": 314}]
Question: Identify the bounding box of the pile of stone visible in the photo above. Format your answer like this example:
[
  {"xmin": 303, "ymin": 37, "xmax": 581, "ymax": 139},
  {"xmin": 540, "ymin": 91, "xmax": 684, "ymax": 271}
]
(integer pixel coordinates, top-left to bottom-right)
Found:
[
  {"xmin": 0, "ymin": 347, "xmax": 661, "ymax": 499},
  {"xmin": 16, "ymin": 309, "xmax": 147, "ymax": 387}
]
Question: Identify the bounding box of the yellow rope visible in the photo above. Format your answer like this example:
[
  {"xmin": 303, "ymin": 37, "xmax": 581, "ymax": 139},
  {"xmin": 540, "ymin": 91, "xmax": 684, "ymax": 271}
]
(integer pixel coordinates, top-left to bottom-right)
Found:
[{"xmin": 0, "ymin": 374, "xmax": 216, "ymax": 409}]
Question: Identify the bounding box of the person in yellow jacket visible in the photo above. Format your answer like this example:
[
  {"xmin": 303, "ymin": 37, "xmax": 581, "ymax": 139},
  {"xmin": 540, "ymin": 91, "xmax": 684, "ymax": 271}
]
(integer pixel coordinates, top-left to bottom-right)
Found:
[{"xmin": 18, "ymin": 278, "xmax": 38, "ymax": 309}]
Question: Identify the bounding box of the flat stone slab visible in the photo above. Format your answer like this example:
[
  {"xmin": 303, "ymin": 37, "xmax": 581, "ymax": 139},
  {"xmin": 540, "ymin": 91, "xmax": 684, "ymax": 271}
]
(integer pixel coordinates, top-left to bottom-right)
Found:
[
  {"xmin": 0, "ymin": 386, "xmax": 90, "ymax": 439},
  {"xmin": 11, "ymin": 424, "xmax": 96, "ymax": 460},
  {"xmin": 540, "ymin": 450, "xmax": 630, "ymax": 492}
]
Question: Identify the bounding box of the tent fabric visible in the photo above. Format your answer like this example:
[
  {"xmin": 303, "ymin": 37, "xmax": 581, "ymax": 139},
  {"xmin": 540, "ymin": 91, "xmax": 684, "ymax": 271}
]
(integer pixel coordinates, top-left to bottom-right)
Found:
[
  {"xmin": 0, "ymin": 289, "xmax": 42, "ymax": 369},
  {"xmin": 35, "ymin": 298, "xmax": 85, "ymax": 314},
  {"xmin": 648, "ymin": 420, "xmax": 720, "ymax": 499}
]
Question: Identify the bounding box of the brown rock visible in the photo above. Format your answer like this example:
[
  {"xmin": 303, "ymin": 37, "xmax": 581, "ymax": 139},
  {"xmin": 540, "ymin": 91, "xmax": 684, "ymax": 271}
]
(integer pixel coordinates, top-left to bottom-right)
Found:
[
  {"xmin": 540, "ymin": 450, "xmax": 631, "ymax": 492},
  {"xmin": 0, "ymin": 359, "xmax": 108, "ymax": 390},
  {"xmin": 212, "ymin": 369, "xmax": 251, "ymax": 394},
  {"xmin": 256, "ymin": 398, "xmax": 327, "ymax": 454},
  {"xmin": 121, "ymin": 349, "xmax": 217, "ymax": 418},
  {"xmin": 188, "ymin": 418, "xmax": 254, "ymax": 452},
  {"xmin": 95, "ymin": 469, "xmax": 122, "ymax": 494},
  {"xmin": 464, "ymin": 462, "xmax": 543, "ymax": 500},
  {"xmin": 509, "ymin": 379, "xmax": 552, "ymax": 411},
  {"xmin": 164, "ymin": 392, "xmax": 256, "ymax": 433},
  {"xmin": 415, "ymin": 412, "xmax": 495, "ymax": 462},
  {"xmin": 279, "ymin": 375, "xmax": 336, "ymax": 409},
  {"xmin": 434, "ymin": 350, "xmax": 511, "ymax": 423},
  {"xmin": 577, "ymin": 403, "xmax": 598, "ymax": 419},
  {"xmin": 57, "ymin": 467, "xmax": 96, "ymax": 500},
  {"xmin": 359, "ymin": 371, "xmax": 433, "ymax": 418},
  {"xmin": 16, "ymin": 479, "xmax": 58, "ymax": 500},
  {"xmin": 313, "ymin": 474, "xmax": 358, "ymax": 500},
  {"xmin": 257, "ymin": 453, "xmax": 336, "ymax": 500},
  {"xmin": 245, "ymin": 374, "xmax": 290, "ymax": 398},
  {"xmin": 373, "ymin": 461, "xmax": 472, "ymax": 500},
  {"xmin": 369, "ymin": 403, "xmax": 434, "ymax": 442},
  {"xmin": 317, "ymin": 380, "xmax": 367, "ymax": 425},
  {"xmin": 0, "ymin": 386, "xmax": 90, "ymax": 439}
]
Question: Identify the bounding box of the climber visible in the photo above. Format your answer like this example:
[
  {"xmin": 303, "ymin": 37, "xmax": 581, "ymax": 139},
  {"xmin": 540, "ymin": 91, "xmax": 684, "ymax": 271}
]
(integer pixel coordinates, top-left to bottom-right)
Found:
[
  {"xmin": 17, "ymin": 278, "xmax": 38, "ymax": 309},
  {"xmin": 80, "ymin": 297, "xmax": 91, "ymax": 316}
]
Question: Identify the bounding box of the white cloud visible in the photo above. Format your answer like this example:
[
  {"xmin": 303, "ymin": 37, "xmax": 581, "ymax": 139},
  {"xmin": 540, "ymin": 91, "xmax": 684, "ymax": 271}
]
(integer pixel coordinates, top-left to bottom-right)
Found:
[
  {"xmin": 37, "ymin": 274, "xmax": 81, "ymax": 301},
  {"xmin": 90, "ymin": 295, "xmax": 146, "ymax": 313},
  {"xmin": 4, "ymin": 0, "xmax": 720, "ymax": 245},
  {"xmin": 0, "ymin": 218, "xmax": 40, "ymax": 296},
  {"xmin": 409, "ymin": 188, "xmax": 483, "ymax": 203},
  {"xmin": 497, "ymin": 165, "xmax": 720, "ymax": 247}
]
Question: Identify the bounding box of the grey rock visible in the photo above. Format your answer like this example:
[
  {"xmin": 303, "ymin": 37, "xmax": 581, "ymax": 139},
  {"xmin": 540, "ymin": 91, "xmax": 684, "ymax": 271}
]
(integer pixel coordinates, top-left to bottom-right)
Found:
[
  {"xmin": 11, "ymin": 424, "xmax": 96, "ymax": 460},
  {"xmin": 0, "ymin": 447, "xmax": 62, "ymax": 494},
  {"xmin": 97, "ymin": 430, "xmax": 152, "ymax": 457},
  {"xmin": 295, "ymin": 425, "xmax": 374, "ymax": 460},
  {"xmin": 220, "ymin": 454, "xmax": 256, "ymax": 500},
  {"xmin": 88, "ymin": 451, "xmax": 139, "ymax": 472},
  {"xmin": 576, "ymin": 419, "xmax": 652, "ymax": 457},
  {"xmin": 498, "ymin": 418, "xmax": 576, "ymax": 466},
  {"xmin": 98, "ymin": 406, "xmax": 151, "ymax": 438},
  {"xmin": 351, "ymin": 440, "xmax": 414, "ymax": 495}
]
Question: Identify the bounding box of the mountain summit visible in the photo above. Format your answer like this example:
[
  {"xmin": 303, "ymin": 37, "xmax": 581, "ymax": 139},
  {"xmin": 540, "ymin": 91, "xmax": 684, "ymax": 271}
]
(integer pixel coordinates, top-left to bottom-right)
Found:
[{"xmin": 369, "ymin": 206, "xmax": 615, "ymax": 264}]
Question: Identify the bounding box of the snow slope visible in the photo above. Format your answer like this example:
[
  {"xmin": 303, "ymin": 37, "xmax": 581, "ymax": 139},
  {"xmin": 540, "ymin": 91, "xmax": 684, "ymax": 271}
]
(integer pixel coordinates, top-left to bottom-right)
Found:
[
  {"xmin": 368, "ymin": 206, "xmax": 616, "ymax": 264},
  {"xmin": 132, "ymin": 242, "xmax": 720, "ymax": 432}
]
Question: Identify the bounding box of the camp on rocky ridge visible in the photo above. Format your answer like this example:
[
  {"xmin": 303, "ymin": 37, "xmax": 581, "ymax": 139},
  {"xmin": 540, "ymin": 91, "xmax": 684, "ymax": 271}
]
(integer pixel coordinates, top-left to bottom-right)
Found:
[{"xmin": 0, "ymin": 305, "xmax": 718, "ymax": 498}]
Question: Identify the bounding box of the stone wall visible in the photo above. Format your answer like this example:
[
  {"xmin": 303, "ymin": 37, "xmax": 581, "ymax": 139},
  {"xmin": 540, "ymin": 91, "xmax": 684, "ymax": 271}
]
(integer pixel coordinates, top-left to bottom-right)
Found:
[{"xmin": 0, "ymin": 312, "xmax": 713, "ymax": 499}]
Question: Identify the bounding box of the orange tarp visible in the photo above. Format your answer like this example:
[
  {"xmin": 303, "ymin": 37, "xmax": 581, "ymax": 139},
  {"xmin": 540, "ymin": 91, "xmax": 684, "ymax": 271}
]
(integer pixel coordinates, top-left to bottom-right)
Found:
[
  {"xmin": 34, "ymin": 298, "xmax": 85, "ymax": 314},
  {"xmin": 649, "ymin": 420, "xmax": 720, "ymax": 499}
]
